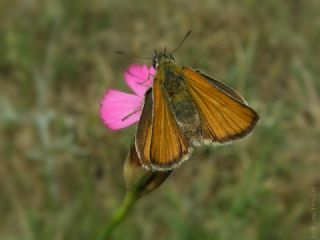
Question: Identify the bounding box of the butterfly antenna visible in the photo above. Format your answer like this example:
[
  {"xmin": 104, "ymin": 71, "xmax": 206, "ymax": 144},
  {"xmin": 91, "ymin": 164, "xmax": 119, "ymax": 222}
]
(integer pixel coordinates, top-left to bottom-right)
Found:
[
  {"xmin": 116, "ymin": 51, "xmax": 152, "ymax": 60},
  {"xmin": 169, "ymin": 30, "xmax": 192, "ymax": 54}
]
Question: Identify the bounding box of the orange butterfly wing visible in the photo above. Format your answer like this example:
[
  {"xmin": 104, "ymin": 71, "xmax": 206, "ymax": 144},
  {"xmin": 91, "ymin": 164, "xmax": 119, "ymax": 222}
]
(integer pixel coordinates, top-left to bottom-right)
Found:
[
  {"xmin": 182, "ymin": 67, "xmax": 259, "ymax": 143},
  {"xmin": 135, "ymin": 89, "xmax": 153, "ymax": 169},
  {"xmin": 135, "ymin": 76, "xmax": 191, "ymax": 170},
  {"xmin": 149, "ymin": 72, "xmax": 191, "ymax": 170}
]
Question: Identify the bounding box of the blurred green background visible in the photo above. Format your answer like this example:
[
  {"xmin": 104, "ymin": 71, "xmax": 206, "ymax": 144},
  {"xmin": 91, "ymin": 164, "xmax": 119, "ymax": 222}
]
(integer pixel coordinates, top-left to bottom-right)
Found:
[{"xmin": 1, "ymin": 0, "xmax": 319, "ymax": 239}]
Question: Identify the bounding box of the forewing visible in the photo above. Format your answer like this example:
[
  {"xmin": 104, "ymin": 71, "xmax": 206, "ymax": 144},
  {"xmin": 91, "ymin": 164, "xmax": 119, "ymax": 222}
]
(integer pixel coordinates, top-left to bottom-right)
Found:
[
  {"xmin": 150, "ymin": 74, "xmax": 191, "ymax": 170},
  {"xmin": 183, "ymin": 67, "xmax": 259, "ymax": 143}
]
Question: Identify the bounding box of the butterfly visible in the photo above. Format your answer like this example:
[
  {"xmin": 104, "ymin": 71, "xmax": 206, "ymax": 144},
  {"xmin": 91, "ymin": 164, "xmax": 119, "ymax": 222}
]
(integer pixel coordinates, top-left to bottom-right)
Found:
[{"xmin": 135, "ymin": 32, "xmax": 259, "ymax": 171}]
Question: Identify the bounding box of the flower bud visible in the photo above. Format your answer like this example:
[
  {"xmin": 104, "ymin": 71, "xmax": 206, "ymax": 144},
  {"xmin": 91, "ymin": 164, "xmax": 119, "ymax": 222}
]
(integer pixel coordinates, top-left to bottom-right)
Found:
[{"xmin": 124, "ymin": 140, "xmax": 171, "ymax": 197}]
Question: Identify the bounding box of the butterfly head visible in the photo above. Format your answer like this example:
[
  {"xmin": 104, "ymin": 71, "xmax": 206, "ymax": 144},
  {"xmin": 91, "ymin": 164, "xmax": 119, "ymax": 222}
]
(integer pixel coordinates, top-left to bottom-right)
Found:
[{"xmin": 152, "ymin": 48, "xmax": 175, "ymax": 68}]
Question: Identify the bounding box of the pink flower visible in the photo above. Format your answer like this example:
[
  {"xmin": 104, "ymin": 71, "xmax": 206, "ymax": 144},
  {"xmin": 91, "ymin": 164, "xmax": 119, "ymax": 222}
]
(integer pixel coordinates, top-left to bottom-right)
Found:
[{"xmin": 100, "ymin": 64, "xmax": 155, "ymax": 130}]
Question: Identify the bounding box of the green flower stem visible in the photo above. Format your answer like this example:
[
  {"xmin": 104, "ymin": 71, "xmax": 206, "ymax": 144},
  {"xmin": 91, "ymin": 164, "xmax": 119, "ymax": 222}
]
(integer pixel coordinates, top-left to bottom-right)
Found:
[
  {"xmin": 97, "ymin": 190, "xmax": 137, "ymax": 240},
  {"xmin": 97, "ymin": 173, "xmax": 153, "ymax": 240}
]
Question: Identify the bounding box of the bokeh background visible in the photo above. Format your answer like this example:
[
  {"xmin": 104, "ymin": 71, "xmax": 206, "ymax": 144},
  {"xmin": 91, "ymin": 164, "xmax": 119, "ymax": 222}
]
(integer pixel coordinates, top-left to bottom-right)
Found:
[{"xmin": 1, "ymin": 0, "xmax": 319, "ymax": 239}]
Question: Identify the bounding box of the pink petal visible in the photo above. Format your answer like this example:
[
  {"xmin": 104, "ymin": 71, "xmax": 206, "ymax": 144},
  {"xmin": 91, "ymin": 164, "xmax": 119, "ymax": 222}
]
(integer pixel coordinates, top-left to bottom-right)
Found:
[
  {"xmin": 100, "ymin": 89, "xmax": 143, "ymax": 130},
  {"xmin": 148, "ymin": 65, "xmax": 156, "ymax": 75},
  {"xmin": 124, "ymin": 64, "xmax": 155, "ymax": 96}
]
